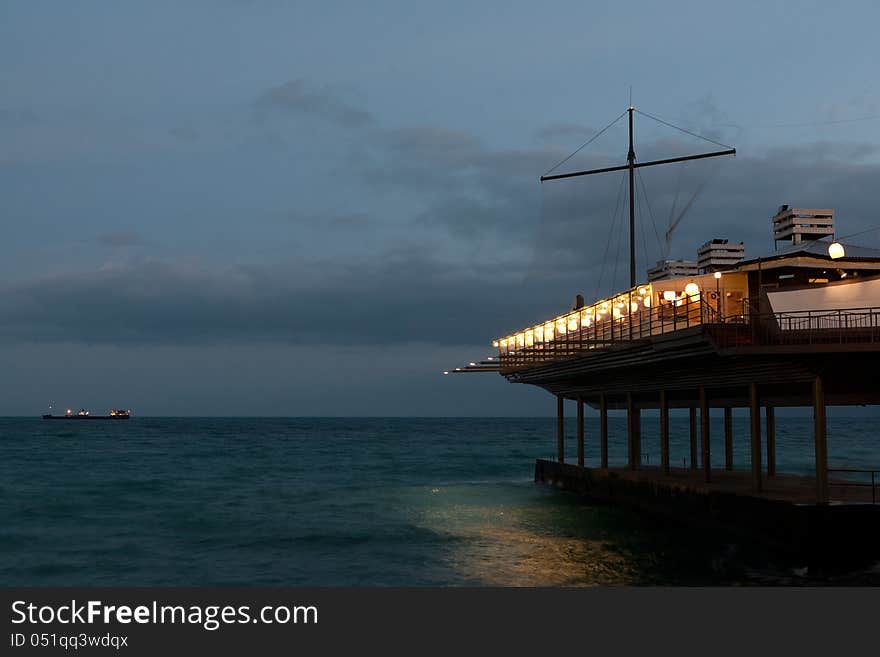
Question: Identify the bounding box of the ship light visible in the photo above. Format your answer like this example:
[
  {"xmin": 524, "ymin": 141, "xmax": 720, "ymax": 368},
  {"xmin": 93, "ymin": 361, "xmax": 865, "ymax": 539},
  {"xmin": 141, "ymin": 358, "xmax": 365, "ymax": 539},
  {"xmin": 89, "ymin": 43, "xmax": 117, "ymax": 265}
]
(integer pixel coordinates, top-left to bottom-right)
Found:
[
  {"xmin": 630, "ymin": 302, "xmax": 639, "ymax": 313},
  {"xmin": 443, "ymin": 371, "xmax": 449, "ymax": 375},
  {"xmin": 714, "ymin": 271, "xmax": 722, "ymax": 279},
  {"xmin": 828, "ymin": 242, "xmax": 845, "ymax": 259},
  {"xmin": 684, "ymin": 282, "xmax": 700, "ymax": 297},
  {"xmin": 492, "ymin": 340, "xmax": 499, "ymax": 348},
  {"xmin": 637, "ymin": 287, "xmax": 647, "ymax": 296},
  {"xmin": 469, "ymin": 362, "xmax": 476, "ymax": 366},
  {"xmin": 643, "ymin": 296, "xmax": 651, "ymax": 308},
  {"xmin": 663, "ymin": 291, "xmax": 676, "ymax": 302}
]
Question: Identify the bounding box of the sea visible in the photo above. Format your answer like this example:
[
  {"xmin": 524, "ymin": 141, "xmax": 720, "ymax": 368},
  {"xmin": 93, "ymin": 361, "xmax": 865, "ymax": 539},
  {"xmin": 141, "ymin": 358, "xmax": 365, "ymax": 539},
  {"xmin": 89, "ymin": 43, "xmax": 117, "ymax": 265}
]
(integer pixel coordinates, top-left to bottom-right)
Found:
[{"xmin": 1, "ymin": 416, "xmax": 879, "ymax": 586}]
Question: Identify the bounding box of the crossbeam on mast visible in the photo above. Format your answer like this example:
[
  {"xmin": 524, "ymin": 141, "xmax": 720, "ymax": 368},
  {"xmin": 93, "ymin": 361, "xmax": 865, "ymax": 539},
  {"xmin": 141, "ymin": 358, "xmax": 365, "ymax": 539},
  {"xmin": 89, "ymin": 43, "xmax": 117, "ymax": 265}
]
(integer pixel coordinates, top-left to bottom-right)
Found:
[{"xmin": 539, "ymin": 148, "xmax": 737, "ymax": 182}]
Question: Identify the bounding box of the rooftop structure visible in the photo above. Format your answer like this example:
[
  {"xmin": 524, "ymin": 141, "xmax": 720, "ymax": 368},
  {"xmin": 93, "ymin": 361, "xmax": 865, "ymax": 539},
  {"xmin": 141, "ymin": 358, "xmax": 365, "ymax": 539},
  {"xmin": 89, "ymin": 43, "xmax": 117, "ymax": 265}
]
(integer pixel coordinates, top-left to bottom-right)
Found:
[
  {"xmin": 697, "ymin": 238, "xmax": 744, "ymax": 273},
  {"xmin": 647, "ymin": 259, "xmax": 699, "ymax": 281},
  {"xmin": 772, "ymin": 205, "xmax": 834, "ymax": 245}
]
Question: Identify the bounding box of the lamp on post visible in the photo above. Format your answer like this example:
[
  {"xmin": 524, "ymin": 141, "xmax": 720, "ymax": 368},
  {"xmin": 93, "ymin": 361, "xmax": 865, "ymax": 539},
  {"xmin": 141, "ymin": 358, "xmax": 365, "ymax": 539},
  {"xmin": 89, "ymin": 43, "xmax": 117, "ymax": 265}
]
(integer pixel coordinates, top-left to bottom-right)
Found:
[{"xmin": 714, "ymin": 271, "xmax": 722, "ymax": 319}]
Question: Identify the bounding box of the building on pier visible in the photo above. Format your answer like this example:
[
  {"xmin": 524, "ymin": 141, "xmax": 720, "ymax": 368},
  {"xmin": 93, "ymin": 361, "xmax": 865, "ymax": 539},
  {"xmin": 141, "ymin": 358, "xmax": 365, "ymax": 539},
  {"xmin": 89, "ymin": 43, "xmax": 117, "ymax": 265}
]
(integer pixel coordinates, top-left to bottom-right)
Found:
[
  {"xmin": 647, "ymin": 258, "xmax": 699, "ymax": 281},
  {"xmin": 697, "ymin": 238, "xmax": 745, "ymax": 273},
  {"xmin": 772, "ymin": 205, "xmax": 835, "ymax": 245},
  {"xmin": 447, "ymin": 107, "xmax": 880, "ymax": 559},
  {"xmin": 486, "ymin": 231, "xmax": 880, "ymax": 503}
]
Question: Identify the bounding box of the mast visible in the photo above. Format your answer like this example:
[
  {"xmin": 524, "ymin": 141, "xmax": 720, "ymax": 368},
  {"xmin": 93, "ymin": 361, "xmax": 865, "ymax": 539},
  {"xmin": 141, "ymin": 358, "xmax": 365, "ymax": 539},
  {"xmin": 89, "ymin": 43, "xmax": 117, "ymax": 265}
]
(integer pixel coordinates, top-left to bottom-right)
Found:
[
  {"xmin": 540, "ymin": 106, "xmax": 735, "ymax": 289},
  {"xmin": 628, "ymin": 106, "xmax": 636, "ymax": 288}
]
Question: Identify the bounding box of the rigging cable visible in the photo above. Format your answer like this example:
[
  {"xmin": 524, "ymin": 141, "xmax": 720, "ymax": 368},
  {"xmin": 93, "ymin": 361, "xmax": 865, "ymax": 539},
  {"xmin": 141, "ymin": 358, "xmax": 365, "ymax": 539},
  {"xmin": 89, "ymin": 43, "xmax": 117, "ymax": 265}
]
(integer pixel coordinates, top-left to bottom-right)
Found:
[
  {"xmin": 665, "ymin": 164, "xmax": 685, "ymax": 259},
  {"xmin": 543, "ymin": 110, "xmax": 628, "ymax": 177},
  {"xmin": 636, "ymin": 167, "xmax": 664, "ymax": 260},
  {"xmin": 634, "ymin": 109, "xmax": 734, "ymax": 150},
  {"xmin": 611, "ymin": 179, "xmax": 629, "ymax": 293},
  {"xmin": 595, "ymin": 171, "xmax": 627, "ymax": 299},
  {"xmin": 635, "ymin": 168, "xmax": 647, "ymax": 279}
]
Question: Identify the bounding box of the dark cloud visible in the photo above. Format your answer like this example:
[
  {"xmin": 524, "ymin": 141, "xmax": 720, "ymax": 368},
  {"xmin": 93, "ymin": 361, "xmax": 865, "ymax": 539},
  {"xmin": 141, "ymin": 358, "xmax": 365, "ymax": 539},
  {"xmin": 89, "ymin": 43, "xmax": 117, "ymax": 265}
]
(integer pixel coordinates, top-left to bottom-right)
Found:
[
  {"xmin": 0, "ymin": 255, "xmax": 542, "ymax": 347},
  {"xmin": 255, "ymin": 79, "xmax": 373, "ymax": 127}
]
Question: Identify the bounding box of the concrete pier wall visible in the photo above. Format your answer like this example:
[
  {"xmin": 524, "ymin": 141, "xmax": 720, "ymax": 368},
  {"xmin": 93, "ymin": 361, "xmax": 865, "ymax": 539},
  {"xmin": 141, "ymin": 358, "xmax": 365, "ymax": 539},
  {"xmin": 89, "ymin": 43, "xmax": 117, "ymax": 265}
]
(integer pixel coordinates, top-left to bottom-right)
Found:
[{"xmin": 535, "ymin": 459, "xmax": 880, "ymax": 565}]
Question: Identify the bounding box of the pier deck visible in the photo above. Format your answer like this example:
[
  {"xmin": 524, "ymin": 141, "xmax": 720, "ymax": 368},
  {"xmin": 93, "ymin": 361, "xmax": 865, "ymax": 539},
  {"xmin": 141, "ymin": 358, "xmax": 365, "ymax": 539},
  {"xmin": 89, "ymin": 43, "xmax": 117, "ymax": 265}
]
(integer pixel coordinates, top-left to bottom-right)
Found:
[
  {"xmin": 536, "ymin": 459, "xmax": 880, "ymax": 564},
  {"xmin": 537, "ymin": 461, "xmax": 877, "ymax": 505}
]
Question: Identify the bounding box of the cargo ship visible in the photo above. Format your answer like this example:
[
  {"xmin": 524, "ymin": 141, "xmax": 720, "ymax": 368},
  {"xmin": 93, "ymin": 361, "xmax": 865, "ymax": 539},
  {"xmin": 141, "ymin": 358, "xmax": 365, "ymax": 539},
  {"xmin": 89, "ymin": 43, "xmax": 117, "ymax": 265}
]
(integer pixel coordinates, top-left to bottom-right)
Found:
[{"xmin": 42, "ymin": 408, "xmax": 131, "ymax": 420}]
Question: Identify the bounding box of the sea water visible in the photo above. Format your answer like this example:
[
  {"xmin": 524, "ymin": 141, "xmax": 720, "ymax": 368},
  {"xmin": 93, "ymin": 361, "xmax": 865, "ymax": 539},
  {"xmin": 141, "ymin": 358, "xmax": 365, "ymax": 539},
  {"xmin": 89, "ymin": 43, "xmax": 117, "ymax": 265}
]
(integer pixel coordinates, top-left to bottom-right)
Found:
[{"xmin": 1, "ymin": 416, "xmax": 878, "ymax": 586}]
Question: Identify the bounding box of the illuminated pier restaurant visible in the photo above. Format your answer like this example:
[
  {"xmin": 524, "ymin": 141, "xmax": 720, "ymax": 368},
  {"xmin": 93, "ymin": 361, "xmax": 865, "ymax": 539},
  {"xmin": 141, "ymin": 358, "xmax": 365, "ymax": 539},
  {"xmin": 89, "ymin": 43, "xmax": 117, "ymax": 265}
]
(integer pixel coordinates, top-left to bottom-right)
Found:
[{"xmin": 449, "ymin": 106, "xmax": 880, "ymax": 563}]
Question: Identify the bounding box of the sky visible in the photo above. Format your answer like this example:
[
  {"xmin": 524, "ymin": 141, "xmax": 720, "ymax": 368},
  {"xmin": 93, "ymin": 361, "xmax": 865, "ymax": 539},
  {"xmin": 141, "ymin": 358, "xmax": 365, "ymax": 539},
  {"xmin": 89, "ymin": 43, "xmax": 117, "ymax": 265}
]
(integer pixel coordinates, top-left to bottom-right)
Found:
[{"xmin": 2, "ymin": 0, "xmax": 880, "ymax": 415}]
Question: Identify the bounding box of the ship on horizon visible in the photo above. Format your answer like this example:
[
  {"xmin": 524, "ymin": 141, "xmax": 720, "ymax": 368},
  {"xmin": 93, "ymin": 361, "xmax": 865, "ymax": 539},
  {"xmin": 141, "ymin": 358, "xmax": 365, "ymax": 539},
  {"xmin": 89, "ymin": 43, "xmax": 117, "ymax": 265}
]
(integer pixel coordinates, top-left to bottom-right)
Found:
[{"xmin": 42, "ymin": 407, "xmax": 131, "ymax": 420}]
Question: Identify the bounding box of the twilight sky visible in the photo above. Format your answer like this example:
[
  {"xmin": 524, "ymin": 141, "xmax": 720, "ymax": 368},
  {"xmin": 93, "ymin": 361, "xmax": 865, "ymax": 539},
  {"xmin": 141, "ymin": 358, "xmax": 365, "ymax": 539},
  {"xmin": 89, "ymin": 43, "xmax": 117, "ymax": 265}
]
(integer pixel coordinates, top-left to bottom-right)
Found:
[{"xmin": 2, "ymin": 1, "xmax": 880, "ymax": 415}]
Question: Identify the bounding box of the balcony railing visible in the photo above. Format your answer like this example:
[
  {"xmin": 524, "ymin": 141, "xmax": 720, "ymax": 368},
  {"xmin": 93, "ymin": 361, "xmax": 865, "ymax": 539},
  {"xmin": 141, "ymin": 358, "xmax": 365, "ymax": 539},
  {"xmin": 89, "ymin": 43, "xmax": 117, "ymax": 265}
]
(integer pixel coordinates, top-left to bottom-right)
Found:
[
  {"xmin": 710, "ymin": 306, "xmax": 880, "ymax": 348},
  {"xmin": 499, "ymin": 296, "xmax": 729, "ymax": 369},
  {"xmin": 499, "ymin": 299, "xmax": 880, "ymax": 370}
]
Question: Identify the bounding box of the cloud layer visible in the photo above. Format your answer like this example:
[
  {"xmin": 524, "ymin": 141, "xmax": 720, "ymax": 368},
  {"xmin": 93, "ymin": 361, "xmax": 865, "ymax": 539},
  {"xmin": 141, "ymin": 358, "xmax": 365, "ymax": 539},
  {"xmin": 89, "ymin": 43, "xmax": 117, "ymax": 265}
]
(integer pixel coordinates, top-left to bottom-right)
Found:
[{"xmin": 4, "ymin": 80, "xmax": 880, "ymax": 352}]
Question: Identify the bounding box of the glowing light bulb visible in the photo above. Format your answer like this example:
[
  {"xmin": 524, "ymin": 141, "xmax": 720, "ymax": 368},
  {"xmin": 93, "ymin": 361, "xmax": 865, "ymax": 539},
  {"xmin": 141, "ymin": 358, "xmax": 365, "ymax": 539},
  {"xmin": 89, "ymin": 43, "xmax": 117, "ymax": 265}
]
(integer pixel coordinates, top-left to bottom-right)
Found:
[
  {"xmin": 828, "ymin": 242, "xmax": 845, "ymax": 259},
  {"xmin": 663, "ymin": 291, "xmax": 676, "ymax": 302},
  {"xmin": 684, "ymin": 282, "xmax": 700, "ymax": 296},
  {"xmin": 714, "ymin": 271, "xmax": 722, "ymax": 279}
]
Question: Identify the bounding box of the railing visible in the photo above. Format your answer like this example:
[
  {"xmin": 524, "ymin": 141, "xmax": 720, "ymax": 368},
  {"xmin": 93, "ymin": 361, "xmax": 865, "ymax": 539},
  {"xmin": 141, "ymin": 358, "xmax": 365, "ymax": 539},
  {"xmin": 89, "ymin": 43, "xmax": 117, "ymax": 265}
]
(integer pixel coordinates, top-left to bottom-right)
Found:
[
  {"xmin": 499, "ymin": 296, "xmax": 730, "ymax": 369},
  {"xmin": 828, "ymin": 468, "xmax": 879, "ymax": 504},
  {"xmin": 499, "ymin": 300, "xmax": 880, "ymax": 370},
  {"xmin": 711, "ymin": 306, "xmax": 880, "ymax": 348}
]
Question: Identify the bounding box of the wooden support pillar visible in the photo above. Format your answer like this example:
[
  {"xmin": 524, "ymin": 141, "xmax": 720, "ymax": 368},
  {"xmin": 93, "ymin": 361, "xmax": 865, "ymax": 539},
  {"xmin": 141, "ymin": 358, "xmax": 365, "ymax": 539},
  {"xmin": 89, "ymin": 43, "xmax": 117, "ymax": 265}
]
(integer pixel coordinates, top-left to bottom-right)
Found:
[
  {"xmin": 765, "ymin": 406, "xmax": 776, "ymax": 476},
  {"xmin": 749, "ymin": 383, "xmax": 762, "ymax": 493},
  {"xmin": 813, "ymin": 376, "xmax": 829, "ymax": 504},
  {"xmin": 724, "ymin": 407, "xmax": 733, "ymax": 471},
  {"xmin": 688, "ymin": 407, "xmax": 698, "ymax": 470},
  {"xmin": 599, "ymin": 393, "xmax": 608, "ymax": 469},
  {"xmin": 659, "ymin": 390, "xmax": 670, "ymax": 475},
  {"xmin": 626, "ymin": 393, "xmax": 640, "ymax": 470},
  {"xmin": 556, "ymin": 395, "xmax": 564, "ymax": 464},
  {"xmin": 577, "ymin": 396, "xmax": 585, "ymax": 468},
  {"xmin": 633, "ymin": 405, "xmax": 641, "ymax": 467},
  {"xmin": 699, "ymin": 386, "xmax": 710, "ymax": 483},
  {"xmin": 626, "ymin": 393, "xmax": 634, "ymax": 469}
]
